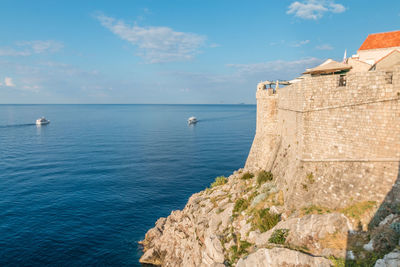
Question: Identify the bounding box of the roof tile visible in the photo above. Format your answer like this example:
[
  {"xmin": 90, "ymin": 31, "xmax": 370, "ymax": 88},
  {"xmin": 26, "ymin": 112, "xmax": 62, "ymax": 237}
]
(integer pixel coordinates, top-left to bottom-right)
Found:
[{"xmin": 359, "ymin": 30, "xmax": 400, "ymax": 51}]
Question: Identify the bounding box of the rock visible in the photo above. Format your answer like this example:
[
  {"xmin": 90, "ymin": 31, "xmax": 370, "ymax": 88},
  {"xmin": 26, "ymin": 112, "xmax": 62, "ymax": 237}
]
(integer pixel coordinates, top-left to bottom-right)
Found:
[
  {"xmin": 251, "ymin": 193, "xmax": 266, "ymax": 207},
  {"xmin": 139, "ymin": 247, "xmax": 162, "ymax": 266},
  {"xmin": 236, "ymin": 248, "xmax": 333, "ymax": 267},
  {"xmin": 253, "ymin": 213, "xmax": 351, "ymax": 258},
  {"xmin": 379, "ymin": 214, "xmax": 396, "ymax": 227},
  {"xmin": 239, "ymin": 220, "xmax": 252, "ymax": 238},
  {"xmin": 374, "ymin": 249, "xmax": 400, "ymax": 267},
  {"xmin": 269, "ymin": 205, "xmax": 280, "ymax": 215},
  {"xmin": 363, "ymin": 239, "xmax": 374, "ymax": 252},
  {"xmin": 346, "ymin": 250, "xmax": 355, "ymax": 260},
  {"xmin": 203, "ymin": 235, "xmax": 225, "ymax": 264}
]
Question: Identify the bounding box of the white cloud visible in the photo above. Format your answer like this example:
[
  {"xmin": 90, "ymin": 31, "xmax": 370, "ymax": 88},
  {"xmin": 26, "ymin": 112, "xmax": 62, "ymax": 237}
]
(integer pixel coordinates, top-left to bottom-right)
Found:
[
  {"xmin": 96, "ymin": 14, "xmax": 206, "ymax": 63},
  {"xmin": 4, "ymin": 77, "xmax": 15, "ymax": 87},
  {"xmin": 227, "ymin": 57, "xmax": 322, "ymax": 77},
  {"xmin": 287, "ymin": 0, "xmax": 346, "ymax": 20},
  {"xmin": 17, "ymin": 40, "xmax": 64, "ymax": 54},
  {"xmin": 0, "ymin": 40, "xmax": 63, "ymax": 57},
  {"xmin": 270, "ymin": 40, "xmax": 286, "ymax": 46},
  {"xmin": 291, "ymin": 40, "xmax": 310, "ymax": 47},
  {"xmin": 316, "ymin": 44, "xmax": 334, "ymax": 50},
  {"xmin": 209, "ymin": 43, "xmax": 221, "ymax": 48},
  {"xmin": 0, "ymin": 48, "xmax": 31, "ymax": 56}
]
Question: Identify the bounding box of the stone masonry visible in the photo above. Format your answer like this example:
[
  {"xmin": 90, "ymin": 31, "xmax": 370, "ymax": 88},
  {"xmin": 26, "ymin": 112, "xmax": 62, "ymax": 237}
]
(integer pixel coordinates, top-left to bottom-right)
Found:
[{"xmin": 245, "ymin": 65, "xmax": 400, "ymax": 211}]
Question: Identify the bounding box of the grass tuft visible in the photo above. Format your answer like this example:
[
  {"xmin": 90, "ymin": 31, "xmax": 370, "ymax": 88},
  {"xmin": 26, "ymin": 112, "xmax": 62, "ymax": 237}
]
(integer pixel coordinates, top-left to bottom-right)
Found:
[
  {"xmin": 233, "ymin": 198, "xmax": 249, "ymax": 215},
  {"xmin": 268, "ymin": 229, "xmax": 289, "ymax": 244},
  {"xmin": 240, "ymin": 172, "xmax": 254, "ymax": 180},
  {"xmin": 252, "ymin": 208, "xmax": 280, "ymax": 232},
  {"xmin": 229, "ymin": 240, "xmax": 252, "ymax": 264},
  {"xmin": 257, "ymin": 171, "xmax": 273, "ymax": 185},
  {"xmin": 341, "ymin": 201, "xmax": 376, "ymax": 220},
  {"xmin": 211, "ymin": 176, "xmax": 227, "ymax": 188}
]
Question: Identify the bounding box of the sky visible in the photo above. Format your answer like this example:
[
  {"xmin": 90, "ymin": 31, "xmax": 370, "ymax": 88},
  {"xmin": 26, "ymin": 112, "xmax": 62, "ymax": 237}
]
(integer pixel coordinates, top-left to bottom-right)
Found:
[{"xmin": 0, "ymin": 0, "xmax": 399, "ymax": 104}]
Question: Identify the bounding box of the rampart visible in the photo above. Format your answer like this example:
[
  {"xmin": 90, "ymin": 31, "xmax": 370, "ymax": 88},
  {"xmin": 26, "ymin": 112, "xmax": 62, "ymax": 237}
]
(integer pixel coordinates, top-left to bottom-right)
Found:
[{"xmin": 246, "ymin": 65, "xmax": 400, "ymax": 210}]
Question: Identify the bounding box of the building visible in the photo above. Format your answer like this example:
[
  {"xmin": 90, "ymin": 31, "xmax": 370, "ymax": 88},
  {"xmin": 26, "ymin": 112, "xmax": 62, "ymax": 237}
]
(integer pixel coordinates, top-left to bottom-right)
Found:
[
  {"xmin": 298, "ymin": 30, "xmax": 400, "ymax": 79},
  {"xmin": 356, "ymin": 30, "xmax": 400, "ymax": 65}
]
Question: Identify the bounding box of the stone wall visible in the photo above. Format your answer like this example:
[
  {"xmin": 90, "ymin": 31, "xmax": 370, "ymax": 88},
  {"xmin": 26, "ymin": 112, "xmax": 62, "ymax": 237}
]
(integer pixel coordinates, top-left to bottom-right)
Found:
[
  {"xmin": 245, "ymin": 65, "xmax": 400, "ymax": 210},
  {"xmin": 245, "ymin": 90, "xmax": 280, "ymax": 171}
]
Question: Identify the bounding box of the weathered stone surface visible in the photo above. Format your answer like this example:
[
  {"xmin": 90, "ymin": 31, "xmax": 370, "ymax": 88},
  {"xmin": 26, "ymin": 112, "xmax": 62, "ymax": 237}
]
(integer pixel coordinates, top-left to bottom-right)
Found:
[
  {"xmin": 374, "ymin": 249, "xmax": 400, "ymax": 267},
  {"xmin": 250, "ymin": 213, "xmax": 351, "ymax": 258},
  {"xmin": 236, "ymin": 248, "xmax": 333, "ymax": 267}
]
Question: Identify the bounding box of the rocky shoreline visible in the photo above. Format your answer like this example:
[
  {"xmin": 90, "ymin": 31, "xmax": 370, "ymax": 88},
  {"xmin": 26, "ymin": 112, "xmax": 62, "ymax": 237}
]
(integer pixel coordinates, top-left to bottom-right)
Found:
[{"xmin": 139, "ymin": 168, "xmax": 400, "ymax": 266}]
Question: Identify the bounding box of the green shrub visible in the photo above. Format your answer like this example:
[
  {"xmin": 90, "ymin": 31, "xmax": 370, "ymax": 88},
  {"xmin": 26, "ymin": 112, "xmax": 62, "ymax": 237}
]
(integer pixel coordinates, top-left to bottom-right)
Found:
[
  {"xmin": 257, "ymin": 171, "xmax": 273, "ymax": 185},
  {"xmin": 344, "ymin": 251, "xmax": 382, "ymax": 267},
  {"xmin": 233, "ymin": 198, "xmax": 249, "ymax": 214},
  {"xmin": 328, "ymin": 257, "xmax": 345, "ymax": 267},
  {"xmin": 341, "ymin": 201, "xmax": 376, "ymax": 220},
  {"xmin": 240, "ymin": 172, "xmax": 254, "ymax": 180},
  {"xmin": 211, "ymin": 176, "xmax": 227, "ymax": 188},
  {"xmin": 253, "ymin": 208, "xmax": 280, "ymax": 232},
  {"xmin": 391, "ymin": 222, "xmax": 400, "ymax": 234},
  {"xmin": 229, "ymin": 240, "xmax": 252, "ymax": 264},
  {"xmin": 302, "ymin": 205, "xmax": 331, "ymax": 215},
  {"xmin": 268, "ymin": 229, "xmax": 289, "ymax": 244}
]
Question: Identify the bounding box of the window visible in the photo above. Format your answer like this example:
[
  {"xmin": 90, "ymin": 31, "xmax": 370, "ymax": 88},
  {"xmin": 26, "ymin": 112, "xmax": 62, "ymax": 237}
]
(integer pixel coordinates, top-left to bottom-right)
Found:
[
  {"xmin": 385, "ymin": 72, "xmax": 393, "ymax": 84},
  {"xmin": 338, "ymin": 75, "xmax": 347, "ymax": 87}
]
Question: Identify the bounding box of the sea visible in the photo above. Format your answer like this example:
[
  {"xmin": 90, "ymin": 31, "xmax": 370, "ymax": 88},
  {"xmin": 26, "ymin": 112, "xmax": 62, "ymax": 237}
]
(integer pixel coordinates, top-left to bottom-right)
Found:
[{"xmin": 0, "ymin": 104, "xmax": 256, "ymax": 266}]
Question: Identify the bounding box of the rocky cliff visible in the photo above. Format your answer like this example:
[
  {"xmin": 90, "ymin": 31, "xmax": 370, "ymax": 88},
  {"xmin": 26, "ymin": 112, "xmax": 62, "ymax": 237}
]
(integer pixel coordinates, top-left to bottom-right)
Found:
[{"xmin": 139, "ymin": 165, "xmax": 400, "ymax": 266}]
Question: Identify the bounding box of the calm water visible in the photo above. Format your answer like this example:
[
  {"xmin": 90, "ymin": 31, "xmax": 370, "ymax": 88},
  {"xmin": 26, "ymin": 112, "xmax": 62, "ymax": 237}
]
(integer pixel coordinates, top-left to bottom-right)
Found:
[{"xmin": 0, "ymin": 104, "xmax": 255, "ymax": 266}]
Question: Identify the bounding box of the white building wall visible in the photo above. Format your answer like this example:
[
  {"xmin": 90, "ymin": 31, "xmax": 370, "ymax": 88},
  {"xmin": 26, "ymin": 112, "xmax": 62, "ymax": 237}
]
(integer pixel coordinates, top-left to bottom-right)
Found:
[{"xmin": 357, "ymin": 47, "xmax": 400, "ymax": 65}]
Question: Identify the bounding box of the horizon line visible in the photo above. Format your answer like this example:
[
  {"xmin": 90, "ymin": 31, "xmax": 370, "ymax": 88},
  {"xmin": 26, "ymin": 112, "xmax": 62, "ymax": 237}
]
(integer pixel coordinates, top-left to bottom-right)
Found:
[{"xmin": 0, "ymin": 103, "xmax": 256, "ymax": 105}]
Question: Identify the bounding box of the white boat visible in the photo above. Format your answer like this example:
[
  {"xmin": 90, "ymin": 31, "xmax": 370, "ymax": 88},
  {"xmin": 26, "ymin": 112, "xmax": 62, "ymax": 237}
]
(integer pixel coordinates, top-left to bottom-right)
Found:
[
  {"xmin": 187, "ymin": 116, "xmax": 198, "ymax": 124},
  {"xmin": 36, "ymin": 117, "xmax": 50, "ymax": 125}
]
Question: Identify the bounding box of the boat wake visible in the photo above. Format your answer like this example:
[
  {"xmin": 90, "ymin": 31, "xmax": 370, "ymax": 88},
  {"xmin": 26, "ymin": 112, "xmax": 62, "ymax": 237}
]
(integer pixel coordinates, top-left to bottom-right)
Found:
[{"xmin": 0, "ymin": 123, "xmax": 36, "ymax": 128}]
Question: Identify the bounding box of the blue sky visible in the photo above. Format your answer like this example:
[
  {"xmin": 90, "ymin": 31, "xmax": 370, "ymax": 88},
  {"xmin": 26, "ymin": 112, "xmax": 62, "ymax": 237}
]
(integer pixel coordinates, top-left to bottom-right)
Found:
[{"xmin": 0, "ymin": 0, "xmax": 399, "ymax": 104}]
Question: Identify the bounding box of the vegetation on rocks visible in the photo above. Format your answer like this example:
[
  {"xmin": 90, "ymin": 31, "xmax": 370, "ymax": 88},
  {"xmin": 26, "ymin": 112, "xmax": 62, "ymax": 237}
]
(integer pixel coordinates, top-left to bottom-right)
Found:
[
  {"xmin": 269, "ymin": 229, "xmax": 289, "ymax": 244},
  {"xmin": 240, "ymin": 172, "xmax": 254, "ymax": 180},
  {"xmin": 256, "ymin": 170, "xmax": 273, "ymax": 185},
  {"xmin": 211, "ymin": 176, "xmax": 227, "ymax": 188},
  {"xmin": 341, "ymin": 201, "xmax": 376, "ymax": 220},
  {"xmin": 301, "ymin": 205, "xmax": 332, "ymax": 215},
  {"xmin": 233, "ymin": 198, "xmax": 249, "ymax": 215},
  {"xmin": 229, "ymin": 239, "xmax": 253, "ymax": 264},
  {"xmin": 252, "ymin": 208, "xmax": 280, "ymax": 232}
]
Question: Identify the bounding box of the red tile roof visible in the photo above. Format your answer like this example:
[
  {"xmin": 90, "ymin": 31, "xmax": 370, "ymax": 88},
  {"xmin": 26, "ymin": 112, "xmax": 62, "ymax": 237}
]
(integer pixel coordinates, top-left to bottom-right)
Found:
[{"xmin": 359, "ymin": 30, "xmax": 400, "ymax": 51}]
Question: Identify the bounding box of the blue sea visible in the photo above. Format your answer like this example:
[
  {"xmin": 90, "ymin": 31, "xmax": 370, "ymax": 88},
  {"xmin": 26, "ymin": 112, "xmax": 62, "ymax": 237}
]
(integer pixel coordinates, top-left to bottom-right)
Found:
[{"xmin": 0, "ymin": 104, "xmax": 256, "ymax": 266}]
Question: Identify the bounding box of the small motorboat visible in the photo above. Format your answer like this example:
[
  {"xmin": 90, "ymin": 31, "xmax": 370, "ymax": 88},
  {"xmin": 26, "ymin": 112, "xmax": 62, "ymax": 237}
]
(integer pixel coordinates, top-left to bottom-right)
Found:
[
  {"xmin": 187, "ymin": 116, "xmax": 198, "ymax": 125},
  {"xmin": 36, "ymin": 117, "xmax": 50, "ymax": 125}
]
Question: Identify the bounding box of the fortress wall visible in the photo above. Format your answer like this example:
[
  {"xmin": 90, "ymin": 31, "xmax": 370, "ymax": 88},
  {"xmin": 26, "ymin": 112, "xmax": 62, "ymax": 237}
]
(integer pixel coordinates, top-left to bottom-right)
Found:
[
  {"xmin": 279, "ymin": 71, "xmax": 398, "ymax": 113},
  {"xmin": 301, "ymin": 100, "xmax": 400, "ymax": 160},
  {"xmin": 246, "ymin": 67, "xmax": 400, "ymax": 210},
  {"xmin": 278, "ymin": 67, "xmax": 400, "ymax": 161},
  {"xmin": 245, "ymin": 90, "xmax": 279, "ymax": 170}
]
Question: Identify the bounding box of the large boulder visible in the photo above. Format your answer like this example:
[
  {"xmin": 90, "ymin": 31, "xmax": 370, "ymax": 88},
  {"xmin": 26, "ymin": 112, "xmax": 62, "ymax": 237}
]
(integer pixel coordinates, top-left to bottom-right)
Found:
[
  {"xmin": 236, "ymin": 248, "xmax": 332, "ymax": 267},
  {"xmin": 249, "ymin": 213, "xmax": 352, "ymax": 258},
  {"xmin": 374, "ymin": 249, "xmax": 400, "ymax": 267}
]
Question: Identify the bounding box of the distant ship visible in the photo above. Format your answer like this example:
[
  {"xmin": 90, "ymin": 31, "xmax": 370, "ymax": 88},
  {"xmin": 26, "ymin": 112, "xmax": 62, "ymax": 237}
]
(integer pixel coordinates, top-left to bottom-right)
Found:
[
  {"xmin": 187, "ymin": 117, "xmax": 197, "ymax": 125},
  {"xmin": 36, "ymin": 117, "xmax": 50, "ymax": 125}
]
